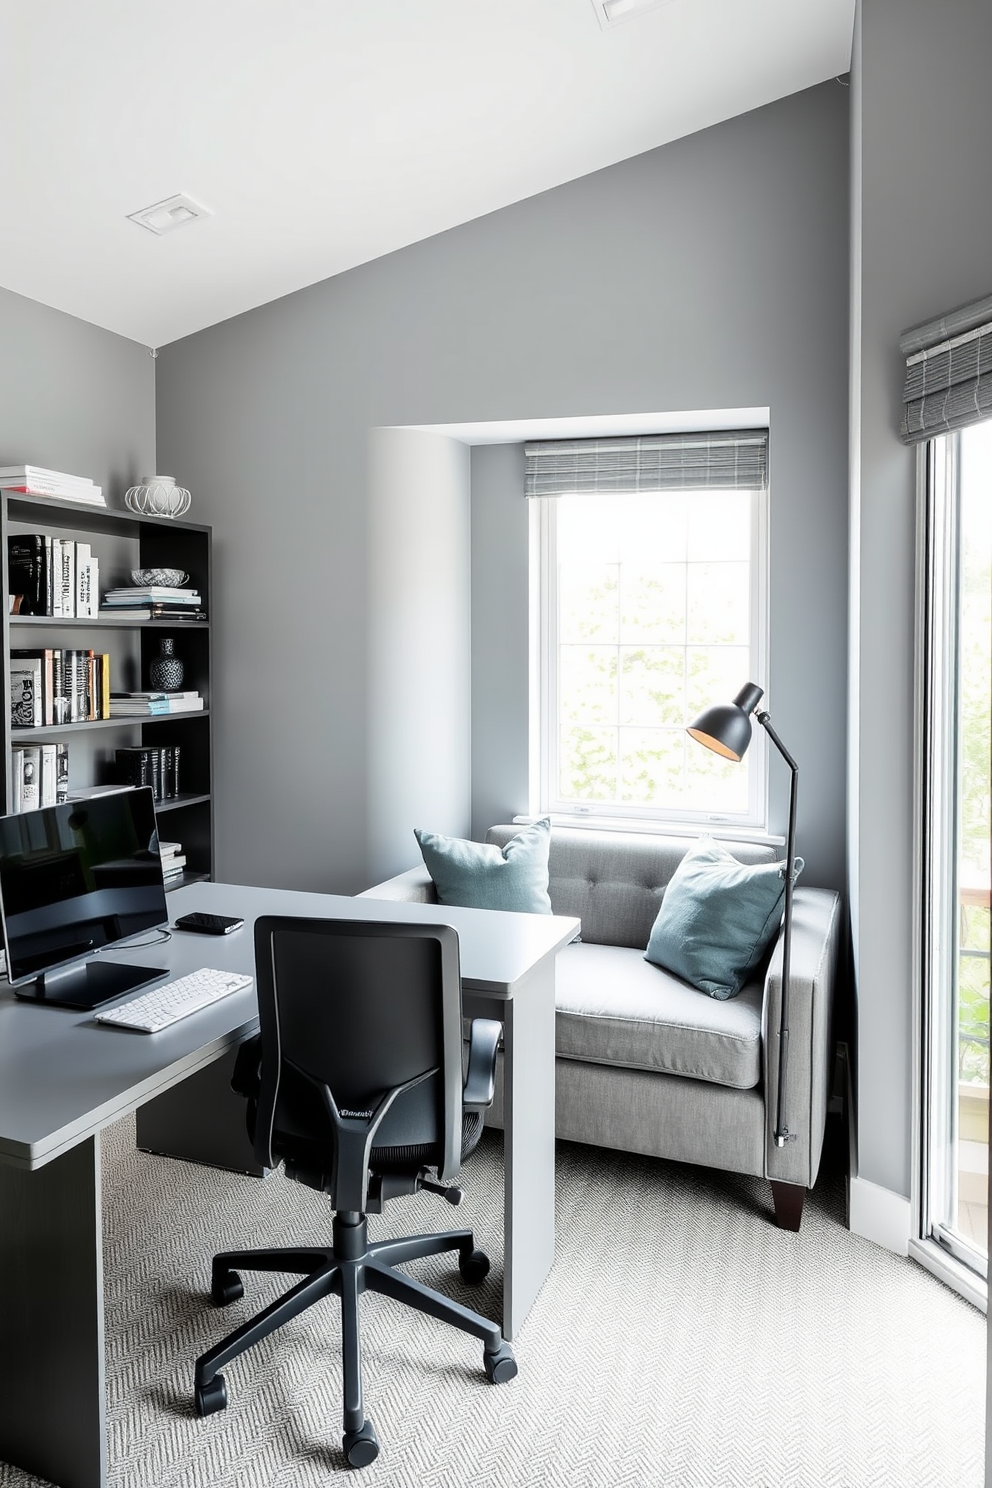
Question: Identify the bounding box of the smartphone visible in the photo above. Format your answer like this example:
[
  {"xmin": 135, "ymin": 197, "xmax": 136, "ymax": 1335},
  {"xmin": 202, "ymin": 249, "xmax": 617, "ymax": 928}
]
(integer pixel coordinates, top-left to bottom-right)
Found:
[{"xmin": 174, "ymin": 912, "xmax": 245, "ymax": 935}]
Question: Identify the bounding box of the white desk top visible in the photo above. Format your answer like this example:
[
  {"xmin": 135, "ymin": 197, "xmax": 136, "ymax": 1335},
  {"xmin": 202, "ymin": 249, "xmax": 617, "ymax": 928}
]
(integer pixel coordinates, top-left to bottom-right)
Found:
[{"xmin": 0, "ymin": 880, "xmax": 579, "ymax": 1170}]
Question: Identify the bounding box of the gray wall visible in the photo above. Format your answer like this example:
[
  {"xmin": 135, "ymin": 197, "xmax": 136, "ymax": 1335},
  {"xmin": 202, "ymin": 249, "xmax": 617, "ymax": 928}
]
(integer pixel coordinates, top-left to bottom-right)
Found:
[
  {"xmin": 157, "ymin": 79, "xmax": 850, "ymax": 897},
  {"xmin": 368, "ymin": 427, "xmax": 471, "ymax": 873},
  {"xmin": 0, "ymin": 287, "xmax": 155, "ymax": 499},
  {"xmin": 470, "ymin": 441, "xmax": 530, "ymax": 839},
  {"xmin": 850, "ymin": 0, "xmax": 992, "ymax": 1200}
]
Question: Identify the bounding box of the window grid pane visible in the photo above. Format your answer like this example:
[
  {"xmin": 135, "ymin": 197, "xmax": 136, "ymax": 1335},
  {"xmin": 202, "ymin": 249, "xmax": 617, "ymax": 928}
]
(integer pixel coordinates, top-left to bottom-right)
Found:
[{"xmin": 547, "ymin": 488, "xmax": 761, "ymax": 823}]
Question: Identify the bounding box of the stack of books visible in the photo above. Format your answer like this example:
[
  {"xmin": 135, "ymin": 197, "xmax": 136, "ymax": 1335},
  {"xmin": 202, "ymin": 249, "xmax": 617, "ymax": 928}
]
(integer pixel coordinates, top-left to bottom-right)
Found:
[
  {"xmin": 115, "ymin": 744, "xmax": 182, "ymax": 799},
  {"xmin": 109, "ymin": 690, "xmax": 204, "ymax": 717},
  {"xmin": 159, "ymin": 840, "xmax": 187, "ymax": 885},
  {"xmin": 0, "ymin": 466, "xmax": 105, "ymax": 505},
  {"xmin": 10, "ymin": 742, "xmax": 69, "ymax": 811},
  {"xmin": 8, "ymin": 535, "xmax": 100, "ymax": 617},
  {"xmin": 100, "ymin": 584, "xmax": 205, "ymax": 621},
  {"xmin": 10, "ymin": 648, "xmax": 111, "ymax": 726}
]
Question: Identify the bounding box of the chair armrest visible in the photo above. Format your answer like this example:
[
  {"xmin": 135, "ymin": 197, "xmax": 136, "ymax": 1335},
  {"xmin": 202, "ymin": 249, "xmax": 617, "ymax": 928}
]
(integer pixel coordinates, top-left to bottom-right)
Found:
[
  {"xmin": 463, "ymin": 1018, "xmax": 502, "ymax": 1110},
  {"xmin": 355, "ymin": 865, "xmax": 438, "ymax": 904},
  {"xmin": 762, "ymin": 885, "xmax": 843, "ymax": 1188}
]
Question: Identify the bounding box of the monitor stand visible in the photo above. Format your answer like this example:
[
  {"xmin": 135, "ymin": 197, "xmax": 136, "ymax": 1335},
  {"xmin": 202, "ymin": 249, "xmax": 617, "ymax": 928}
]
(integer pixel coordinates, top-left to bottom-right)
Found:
[{"xmin": 13, "ymin": 959, "xmax": 168, "ymax": 1011}]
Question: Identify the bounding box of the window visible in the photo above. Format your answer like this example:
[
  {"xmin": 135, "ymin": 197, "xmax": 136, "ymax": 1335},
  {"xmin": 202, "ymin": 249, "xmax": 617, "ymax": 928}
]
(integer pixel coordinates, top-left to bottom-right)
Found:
[
  {"xmin": 918, "ymin": 421, "xmax": 991, "ymax": 1292},
  {"xmin": 529, "ymin": 431, "xmax": 768, "ymax": 828}
]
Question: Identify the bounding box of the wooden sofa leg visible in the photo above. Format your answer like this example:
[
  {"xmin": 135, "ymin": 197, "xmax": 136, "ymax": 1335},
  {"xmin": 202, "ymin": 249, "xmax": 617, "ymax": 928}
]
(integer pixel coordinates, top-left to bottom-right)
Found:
[{"xmin": 770, "ymin": 1181, "xmax": 806, "ymax": 1232}]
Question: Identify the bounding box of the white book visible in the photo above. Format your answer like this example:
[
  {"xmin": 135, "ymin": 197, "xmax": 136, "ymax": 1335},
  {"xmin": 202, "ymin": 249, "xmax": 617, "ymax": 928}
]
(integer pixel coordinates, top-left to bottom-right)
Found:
[
  {"xmin": 60, "ymin": 540, "xmax": 76, "ymax": 617},
  {"xmin": 39, "ymin": 743, "xmax": 57, "ymax": 808},
  {"xmin": 67, "ymin": 784, "xmax": 132, "ymax": 801},
  {"xmin": 74, "ymin": 544, "xmax": 92, "ymax": 617},
  {"xmin": 0, "ymin": 465, "xmax": 96, "ymax": 488},
  {"xmin": 112, "ymin": 690, "xmax": 200, "ymax": 701},
  {"xmin": 109, "ymin": 699, "xmax": 204, "ymax": 715},
  {"xmin": 10, "ymin": 659, "xmax": 43, "ymax": 727},
  {"xmin": 103, "ymin": 587, "xmax": 201, "ymax": 601},
  {"xmin": 79, "ymin": 556, "xmax": 99, "ymax": 617},
  {"xmin": 17, "ymin": 745, "xmax": 41, "ymax": 812}
]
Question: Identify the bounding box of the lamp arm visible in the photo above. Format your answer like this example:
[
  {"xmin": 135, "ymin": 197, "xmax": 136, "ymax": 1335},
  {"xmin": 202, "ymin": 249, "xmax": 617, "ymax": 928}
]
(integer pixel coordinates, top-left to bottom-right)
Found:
[{"xmin": 756, "ymin": 710, "xmax": 799, "ymax": 1148}]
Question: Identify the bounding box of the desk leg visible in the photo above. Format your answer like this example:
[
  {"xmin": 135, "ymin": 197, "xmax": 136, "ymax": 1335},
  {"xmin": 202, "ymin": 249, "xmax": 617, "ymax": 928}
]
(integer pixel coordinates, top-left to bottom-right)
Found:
[
  {"xmin": 468, "ymin": 958, "xmax": 556, "ymax": 1342},
  {"xmin": 0, "ymin": 1136, "xmax": 106, "ymax": 1488},
  {"xmin": 501, "ymin": 959, "xmax": 556, "ymax": 1339}
]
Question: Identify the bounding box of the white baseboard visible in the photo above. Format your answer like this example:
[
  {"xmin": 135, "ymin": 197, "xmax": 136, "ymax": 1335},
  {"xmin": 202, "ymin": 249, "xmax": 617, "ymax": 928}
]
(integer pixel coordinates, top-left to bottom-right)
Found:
[{"xmin": 848, "ymin": 1175, "xmax": 912, "ymax": 1255}]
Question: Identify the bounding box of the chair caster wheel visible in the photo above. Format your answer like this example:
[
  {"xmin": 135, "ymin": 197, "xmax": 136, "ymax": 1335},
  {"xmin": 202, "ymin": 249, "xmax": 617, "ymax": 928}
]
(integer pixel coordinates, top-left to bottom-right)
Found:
[
  {"xmin": 459, "ymin": 1248, "xmax": 490, "ymax": 1284},
  {"xmin": 195, "ymin": 1374, "xmax": 228, "ymax": 1416},
  {"xmin": 484, "ymin": 1341, "xmax": 517, "ymax": 1383},
  {"xmin": 211, "ymin": 1269, "xmax": 244, "ymax": 1306},
  {"xmin": 343, "ymin": 1418, "xmax": 379, "ymax": 1467}
]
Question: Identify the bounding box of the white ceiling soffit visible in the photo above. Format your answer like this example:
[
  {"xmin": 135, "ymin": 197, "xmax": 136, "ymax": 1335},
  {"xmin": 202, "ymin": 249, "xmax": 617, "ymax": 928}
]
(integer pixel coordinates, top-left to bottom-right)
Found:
[
  {"xmin": 404, "ymin": 407, "xmax": 771, "ymax": 445},
  {"xmin": 0, "ymin": 0, "xmax": 854, "ymax": 348}
]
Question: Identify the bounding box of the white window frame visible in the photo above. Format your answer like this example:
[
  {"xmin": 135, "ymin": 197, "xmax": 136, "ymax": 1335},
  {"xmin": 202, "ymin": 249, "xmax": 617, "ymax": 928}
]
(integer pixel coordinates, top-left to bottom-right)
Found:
[
  {"xmin": 910, "ymin": 430, "xmax": 989, "ymax": 1310},
  {"xmin": 529, "ymin": 481, "xmax": 770, "ymax": 832}
]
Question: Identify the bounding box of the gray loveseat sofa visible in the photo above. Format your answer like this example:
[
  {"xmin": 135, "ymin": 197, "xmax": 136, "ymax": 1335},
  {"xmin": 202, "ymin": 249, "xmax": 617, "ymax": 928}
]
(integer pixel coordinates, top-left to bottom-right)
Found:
[{"xmin": 361, "ymin": 824, "xmax": 842, "ymax": 1231}]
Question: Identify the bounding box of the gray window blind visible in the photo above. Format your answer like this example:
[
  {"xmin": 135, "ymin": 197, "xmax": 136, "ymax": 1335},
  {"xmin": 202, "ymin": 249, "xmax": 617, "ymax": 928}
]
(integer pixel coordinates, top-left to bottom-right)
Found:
[
  {"xmin": 524, "ymin": 429, "xmax": 768, "ymax": 496},
  {"xmin": 900, "ymin": 291, "xmax": 992, "ymax": 444}
]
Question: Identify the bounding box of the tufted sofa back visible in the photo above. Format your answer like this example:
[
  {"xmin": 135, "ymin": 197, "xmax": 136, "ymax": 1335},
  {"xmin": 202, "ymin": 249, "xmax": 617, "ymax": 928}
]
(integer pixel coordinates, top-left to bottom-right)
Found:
[{"xmin": 485, "ymin": 824, "xmax": 781, "ymax": 950}]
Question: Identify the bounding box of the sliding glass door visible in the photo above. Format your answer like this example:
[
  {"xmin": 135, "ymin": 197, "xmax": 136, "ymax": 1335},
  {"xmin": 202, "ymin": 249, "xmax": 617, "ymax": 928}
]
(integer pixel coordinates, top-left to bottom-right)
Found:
[{"xmin": 918, "ymin": 420, "xmax": 991, "ymax": 1293}]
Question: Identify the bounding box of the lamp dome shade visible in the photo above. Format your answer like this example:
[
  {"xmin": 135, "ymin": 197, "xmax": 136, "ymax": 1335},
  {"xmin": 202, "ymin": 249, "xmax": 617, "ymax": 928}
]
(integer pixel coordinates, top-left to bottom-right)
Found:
[{"xmin": 686, "ymin": 683, "xmax": 764, "ymax": 762}]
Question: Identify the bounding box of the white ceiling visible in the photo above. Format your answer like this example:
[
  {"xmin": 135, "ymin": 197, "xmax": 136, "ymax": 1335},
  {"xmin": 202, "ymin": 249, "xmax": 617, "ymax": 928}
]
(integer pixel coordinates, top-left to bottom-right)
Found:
[{"xmin": 0, "ymin": 0, "xmax": 854, "ymax": 349}]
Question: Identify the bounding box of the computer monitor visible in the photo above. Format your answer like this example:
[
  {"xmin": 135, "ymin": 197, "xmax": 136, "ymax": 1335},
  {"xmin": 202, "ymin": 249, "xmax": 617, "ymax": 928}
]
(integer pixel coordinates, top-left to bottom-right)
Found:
[{"xmin": 0, "ymin": 786, "xmax": 169, "ymax": 1010}]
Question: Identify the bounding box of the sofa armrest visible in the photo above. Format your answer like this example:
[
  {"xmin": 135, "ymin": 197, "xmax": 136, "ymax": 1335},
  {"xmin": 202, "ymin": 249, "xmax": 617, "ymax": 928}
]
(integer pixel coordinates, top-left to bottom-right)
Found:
[
  {"xmin": 355, "ymin": 865, "xmax": 438, "ymax": 904},
  {"xmin": 761, "ymin": 885, "xmax": 843, "ymax": 1189}
]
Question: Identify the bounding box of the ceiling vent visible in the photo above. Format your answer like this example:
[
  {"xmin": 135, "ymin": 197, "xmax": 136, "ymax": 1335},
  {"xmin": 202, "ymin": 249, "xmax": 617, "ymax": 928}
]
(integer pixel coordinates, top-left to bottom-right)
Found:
[
  {"xmin": 127, "ymin": 193, "xmax": 212, "ymax": 236},
  {"xmin": 591, "ymin": 0, "xmax": 675, "ymax": 28}
]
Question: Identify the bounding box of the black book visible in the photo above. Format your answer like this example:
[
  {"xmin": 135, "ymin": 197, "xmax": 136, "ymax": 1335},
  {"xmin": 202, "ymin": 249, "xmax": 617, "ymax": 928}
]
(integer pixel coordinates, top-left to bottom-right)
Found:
[
  {"xmin": 8, "ymin": 534, "xmax": 46, "ymax": 615},
  {"xmin": 164, "ymin": 744, "xmax": 181, "ymax": 798},
  {"xmin": 116, "ymin": 747, "xmax": 153, "ymax": 791},
  {"xmin": 55, "ymin": 742, "xmax": 69, "ymax": 803}
]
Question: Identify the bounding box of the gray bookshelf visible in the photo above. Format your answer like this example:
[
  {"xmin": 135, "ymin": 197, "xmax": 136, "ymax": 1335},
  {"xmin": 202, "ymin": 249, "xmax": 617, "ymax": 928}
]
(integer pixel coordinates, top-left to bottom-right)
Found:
[{"xmin": 2, "ymin": 493, "xmax": 213, "ymax": 888}]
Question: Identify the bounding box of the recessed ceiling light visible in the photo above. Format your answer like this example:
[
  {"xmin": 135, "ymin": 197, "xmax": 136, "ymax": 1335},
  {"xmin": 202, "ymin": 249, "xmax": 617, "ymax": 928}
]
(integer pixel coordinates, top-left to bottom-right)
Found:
[
  {"xmin": 127, "ymin": 193, "xmax": 212, "ymax": 236},
  {"xmin": 591, "ymin": 0, "xmax": 675, "ymax": 28}
]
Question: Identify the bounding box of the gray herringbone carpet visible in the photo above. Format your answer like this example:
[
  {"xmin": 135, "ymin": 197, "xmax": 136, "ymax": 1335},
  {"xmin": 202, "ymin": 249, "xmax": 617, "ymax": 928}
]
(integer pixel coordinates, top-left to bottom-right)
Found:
[{"xmin": 1, "ymin": 1117, "xmax": 984, "ymax": 1488}]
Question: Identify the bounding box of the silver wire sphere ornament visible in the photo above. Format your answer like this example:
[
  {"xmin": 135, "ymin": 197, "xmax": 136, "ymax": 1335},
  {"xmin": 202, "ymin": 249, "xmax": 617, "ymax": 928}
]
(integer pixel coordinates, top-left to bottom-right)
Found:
[{"xmin": 124, "ymin": 475, "xmax": 191, "ymax": 518}]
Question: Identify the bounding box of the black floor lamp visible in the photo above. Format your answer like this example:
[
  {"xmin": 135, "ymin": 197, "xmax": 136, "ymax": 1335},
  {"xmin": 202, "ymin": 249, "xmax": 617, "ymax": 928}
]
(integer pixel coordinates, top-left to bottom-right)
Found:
[{"xmin": 686, "ymin": 682, "xmax": 799, "ymax": 1149}]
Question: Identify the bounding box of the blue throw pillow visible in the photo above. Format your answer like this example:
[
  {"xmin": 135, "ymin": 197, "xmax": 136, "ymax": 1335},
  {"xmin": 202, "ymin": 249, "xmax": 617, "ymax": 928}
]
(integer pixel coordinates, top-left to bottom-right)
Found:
[
  {"xmin": 414, "ymin": 819, "xmax": 553, "ymax": 914},
  {"xmin": 645, "ymin": 837, "xmax": 791, "ymax": 999}
]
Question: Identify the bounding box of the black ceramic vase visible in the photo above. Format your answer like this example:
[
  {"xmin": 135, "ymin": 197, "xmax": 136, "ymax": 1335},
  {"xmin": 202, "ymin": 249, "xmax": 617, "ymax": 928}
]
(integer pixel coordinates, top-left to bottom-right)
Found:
[{"xmin": 149, "ymin": 636, "xmax": 184, "ymax": 692}]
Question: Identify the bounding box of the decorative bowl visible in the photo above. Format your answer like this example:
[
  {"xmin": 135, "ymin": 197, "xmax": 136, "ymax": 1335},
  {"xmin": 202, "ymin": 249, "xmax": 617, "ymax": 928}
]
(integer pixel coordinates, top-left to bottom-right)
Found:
[
  {"xmin": 124, "ymin": 475, "xmax": 192, "ymax": 519},
  {"xmin": 130, "ymin": 568, "xmax": 189, "ymax": 587}
]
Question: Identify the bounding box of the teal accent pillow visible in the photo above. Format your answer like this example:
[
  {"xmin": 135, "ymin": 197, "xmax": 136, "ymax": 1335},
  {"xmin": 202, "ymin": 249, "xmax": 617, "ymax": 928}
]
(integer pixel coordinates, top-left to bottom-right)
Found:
[
  {"xmin": 414, "ymin": 819, "xmax": 553, "ymax": 914},
  {"xmin": 645, "ymin": 837, "xmax": 790, "ymax": 999}
]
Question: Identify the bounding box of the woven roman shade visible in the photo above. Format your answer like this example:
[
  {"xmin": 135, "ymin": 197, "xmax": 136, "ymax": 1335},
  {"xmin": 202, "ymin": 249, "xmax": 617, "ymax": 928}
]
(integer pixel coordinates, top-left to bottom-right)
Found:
[
  {"xmin": 900, "ymin": 291, "xmax": 992, "ymax": 444},
  {"xmin": 524, "ymin": 429, "xmax": 768, "ymax": 496}
]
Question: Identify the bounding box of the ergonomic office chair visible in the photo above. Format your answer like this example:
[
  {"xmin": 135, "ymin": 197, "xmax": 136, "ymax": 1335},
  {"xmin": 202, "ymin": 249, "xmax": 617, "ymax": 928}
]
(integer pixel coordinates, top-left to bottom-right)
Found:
[{"xmin": 192, "ymin": 915, "xmax": 516, "ymax": 1468}]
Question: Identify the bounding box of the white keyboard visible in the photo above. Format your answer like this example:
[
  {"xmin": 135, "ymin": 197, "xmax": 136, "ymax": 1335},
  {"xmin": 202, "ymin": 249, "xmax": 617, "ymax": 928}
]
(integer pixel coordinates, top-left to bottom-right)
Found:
[{"xmin": 95, "ymin": 968, "xmax": 254, "ymax": 1033}]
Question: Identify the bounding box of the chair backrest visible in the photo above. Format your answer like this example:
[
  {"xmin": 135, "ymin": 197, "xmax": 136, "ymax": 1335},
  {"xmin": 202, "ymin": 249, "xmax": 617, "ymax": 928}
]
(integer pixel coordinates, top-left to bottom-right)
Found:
[{"xmin": 252, "ymin": 915, "xmax": 465, "ymax": 1211}]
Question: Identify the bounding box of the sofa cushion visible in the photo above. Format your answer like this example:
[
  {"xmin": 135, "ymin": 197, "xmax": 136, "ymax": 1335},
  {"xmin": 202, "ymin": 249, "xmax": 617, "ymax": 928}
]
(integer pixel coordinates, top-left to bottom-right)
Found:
[
  {"xmin": 414, "ymin": 818, "xmax": 552, "ymax": 913},
  {"xmin": 645, "ymin": 836, "xmax": 787, "ymax": 999},
  {"xmin": 554, "ymin": 942, "xmax": 763, "ymax": 1089},
  {"xmin": 486, "ymin": 825, "xmax": 779, "ymax": 949}
]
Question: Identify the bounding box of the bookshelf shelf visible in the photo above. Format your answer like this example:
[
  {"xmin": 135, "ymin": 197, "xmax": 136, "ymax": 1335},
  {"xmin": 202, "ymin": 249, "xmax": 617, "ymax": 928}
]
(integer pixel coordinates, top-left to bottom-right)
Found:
[
  {"xmin": 155, "ymin": 792, "xmax": 211, "ymax": 813},
  {"xmin": 10, "ymin": 614, "xmax": 209, "ymax": 630},
  {"xmin": 3, "ymin": 493, "xmax": 214, "ymax": 881},
  {"xmin": 165, "ymin": 870, "xmax": 210, "ymax": 894},
  {"xmin": 10, "ymin": 712, "xmax": 210, "ymax": 737}
]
